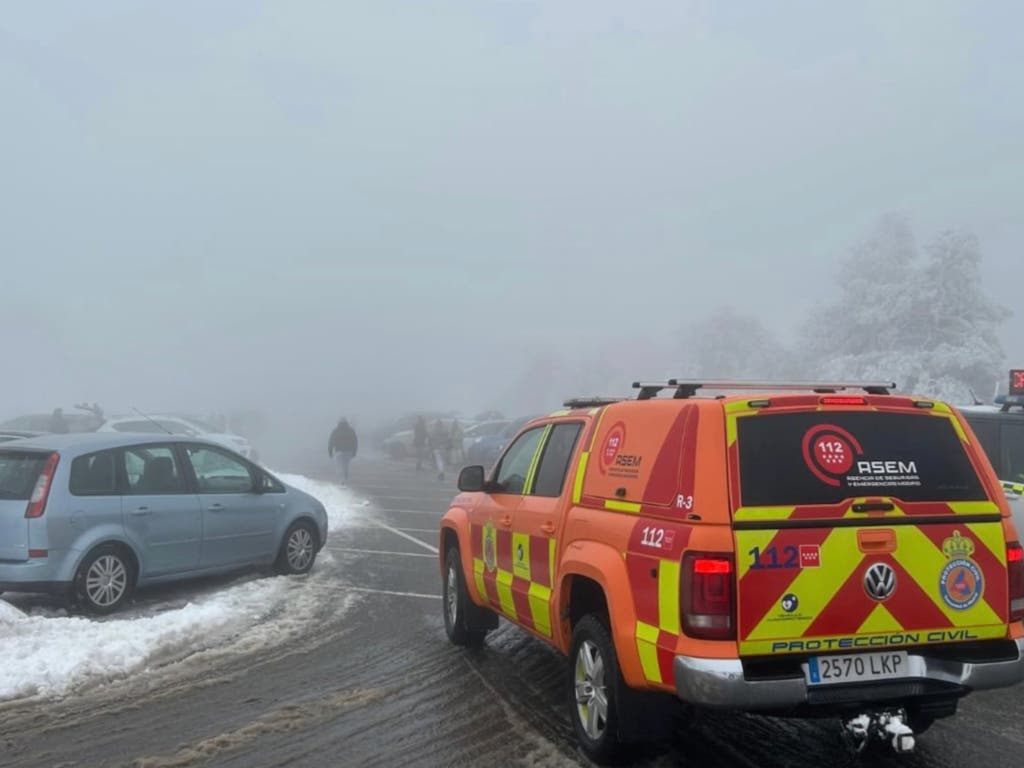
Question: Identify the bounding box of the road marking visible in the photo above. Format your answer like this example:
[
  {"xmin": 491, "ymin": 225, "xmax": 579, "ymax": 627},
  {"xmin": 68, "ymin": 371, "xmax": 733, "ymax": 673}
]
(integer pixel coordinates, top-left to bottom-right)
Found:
[
  {"xmin": 370, "ymin": 508, "xmax": 443, "ymax": 517},
  {"xmin": 368, "ymin": 519, "xmax": 440, "ymax": 553},
  {"xmin": 330, "ymin": 547, "xmax": 435, "ymax": 558},
  {"xmin": 344, "ymin": 585, "xmax": 441, "ymax": 600}
]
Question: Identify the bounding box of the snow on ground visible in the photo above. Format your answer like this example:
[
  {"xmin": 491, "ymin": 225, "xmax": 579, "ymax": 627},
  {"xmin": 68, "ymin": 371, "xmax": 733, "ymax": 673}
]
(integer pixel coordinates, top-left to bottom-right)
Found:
[
  {"xmin": 276, "ymin": 471, "xmax": 366, "ymax": 529},
  {"xmin": 0, "ymin": 472, "xmax": 360, "ymax": 703}
]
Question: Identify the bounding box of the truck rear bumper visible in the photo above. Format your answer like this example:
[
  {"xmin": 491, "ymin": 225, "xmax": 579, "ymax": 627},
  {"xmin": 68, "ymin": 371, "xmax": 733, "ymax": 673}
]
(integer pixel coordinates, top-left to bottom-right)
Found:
[{"xmin": 673, "ymin": 638, "xmax": 1024, "ymax": 711}]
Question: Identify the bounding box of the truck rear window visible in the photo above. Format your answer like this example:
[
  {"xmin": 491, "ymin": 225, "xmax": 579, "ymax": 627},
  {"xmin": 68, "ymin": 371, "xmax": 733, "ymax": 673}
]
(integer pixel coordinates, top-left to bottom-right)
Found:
[
  {"xmin": 0, "ymin": 451, "xmax": 48, "ymax": 500},
  {"xmin": 736, "ymin": 411, "xmax": 987, "ymax": 507}
]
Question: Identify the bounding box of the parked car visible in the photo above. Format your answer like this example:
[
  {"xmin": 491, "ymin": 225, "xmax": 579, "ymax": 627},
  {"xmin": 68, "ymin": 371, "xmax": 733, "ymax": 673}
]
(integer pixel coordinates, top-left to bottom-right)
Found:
[
  {"xmin": 381, "ymin": 429, "xmax": 416, "ymax": 459},
  {"xmin": 465, "ymin": 416, "xmax": 534, "ymax": 468},
  {"xmin": 96, "ymin": 415, "xmax": 256, "ymax": 459},
  {"xmin": 0, "ymin": 411, "xmax": 102, "ymax": 433},
  {"xmin": 0, "ymin": 430, "xmax": 43, "ymax": 444},
  {"xmin": 0, "ymin": 433, "xmax": 327, "ymax": 613},
  {"xmin": 461, "ymin": 420, "xmax": 510, "ymax": 455}
]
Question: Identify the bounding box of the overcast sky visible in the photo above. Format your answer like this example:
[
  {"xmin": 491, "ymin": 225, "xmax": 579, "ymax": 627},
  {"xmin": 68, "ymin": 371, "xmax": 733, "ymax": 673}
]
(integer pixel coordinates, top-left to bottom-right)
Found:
[{"xmin": 2, "ymin": 1, "xmax": 1021, "ymax": 428}]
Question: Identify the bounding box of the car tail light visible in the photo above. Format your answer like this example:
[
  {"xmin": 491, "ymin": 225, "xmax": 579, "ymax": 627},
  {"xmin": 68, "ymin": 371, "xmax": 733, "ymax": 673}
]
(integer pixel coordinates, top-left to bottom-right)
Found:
[
  {"xmin": 25, "ymin": 453, "xmax": 59, "ymax": 519},
  {"xmin": 820, "ymin": 396, "xmax": 866, "ymax": 406},
  {"xmin": 681, "ymin": 552, "xmax": 735, "ymax": 640},
  {"xmin": 1008, "ymin": 542, "xmax": 1024, "ymax": 622}
]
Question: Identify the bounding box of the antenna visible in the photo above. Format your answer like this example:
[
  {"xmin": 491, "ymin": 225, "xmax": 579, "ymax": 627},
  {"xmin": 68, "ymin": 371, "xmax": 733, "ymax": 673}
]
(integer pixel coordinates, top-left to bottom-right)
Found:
[{"xmin": 132, "ymin": 407, "xmax": 174, "ymax": 436}]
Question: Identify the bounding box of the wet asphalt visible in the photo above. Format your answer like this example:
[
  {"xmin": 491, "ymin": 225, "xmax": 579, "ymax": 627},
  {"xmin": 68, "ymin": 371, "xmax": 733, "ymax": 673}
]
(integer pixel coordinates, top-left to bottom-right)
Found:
[{"xmin": 1, "ymin": 457, "xmax": 1022, "ymax": 768}]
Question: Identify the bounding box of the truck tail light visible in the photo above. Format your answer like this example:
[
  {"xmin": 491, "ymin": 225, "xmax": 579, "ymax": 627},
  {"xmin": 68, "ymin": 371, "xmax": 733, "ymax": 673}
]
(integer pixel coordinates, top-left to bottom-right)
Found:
[
  {"xmin": 25, "ymin": 453, "xmax": 59, "ymax": 519},
  {"xmin": 681, "ymin": 552, "xmax": 735, "ymax": 640},
  {"xmin": 1008, "ymin": 542, "xmax": 1024, "ymax": 622}
]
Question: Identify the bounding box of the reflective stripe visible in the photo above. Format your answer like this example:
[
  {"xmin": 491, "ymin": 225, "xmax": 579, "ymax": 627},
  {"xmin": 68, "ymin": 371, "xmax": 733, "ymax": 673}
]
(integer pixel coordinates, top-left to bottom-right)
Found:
[
  {"xmin": 636, "ymin": 621, "xmax": 662, "ymax": 683},
  {"xmin": 572, "ymin": 451, "xmax": 589, "ymax": 504},
  {"xmin": 523, "ymin": 425, "xmax": 552, "ymax": 494},
  {"xmin": 528, "ymin": 582, "xmax": 552, "ymax": 636},
  {"xmin": 472, "ymin": 558, "xmax": 487, "ymax": 601},
  {"xmin": 604, "ymin": 499, "xmax": 642, "ymax": 513},
  {"xmin": 658, "ymin": 559, "xmax": 681, "ymax": 635},
  {"xmin": 496, "ymin": 570, "xmax": 516, "ymax": 618},
  {"xmin": 949, "ymin": 501, "xmax": 1001, "ymax": 516},
  {"xmin": 548, "ymin": 538, "xmax": 557, "ymax": 589}
]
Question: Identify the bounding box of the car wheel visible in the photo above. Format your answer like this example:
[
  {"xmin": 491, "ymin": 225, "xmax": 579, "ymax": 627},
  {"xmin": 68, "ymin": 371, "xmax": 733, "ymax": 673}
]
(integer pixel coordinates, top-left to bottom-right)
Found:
[
  {"xmin": 443, "ymin": 546, "xmax": 487, "ymax": 647},
  {"xmin": 570, "ymin": 614, "xmax": 627, "ymax": 764},
  {"xmin": 74, "ymin": 544, "xmax": 136, "ymax": 614},
  {"xmin": 275, "ymin": 520, "xmax": 318, "ymax": 575}
]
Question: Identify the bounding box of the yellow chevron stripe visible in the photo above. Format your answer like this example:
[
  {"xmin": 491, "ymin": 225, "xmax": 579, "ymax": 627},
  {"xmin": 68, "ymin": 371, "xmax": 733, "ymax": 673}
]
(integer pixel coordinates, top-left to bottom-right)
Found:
[
  {"xmin": 636, "ymin": 621, "xmax": 662, "ymax": 683},
  {"xmin": 495, "ymin": 570, "xmax": 516, "ymax": 619},
  {"xmin": 733, "ymin": 506, "xmax": 796, "ymax": 521},
  {"xmin": 658, "ymin": 559, "xmax": 681, "ymax": 635},
  {"xmin": 856, "ymin": 603, "xmax": 903, "ymax": 634},
  {"xmin": 523, "ymin": 425, "xmax": 551, "ymax": 494},
  {"xmin": 604, "ymin": 499, "xmax": 642, "ymax": 513},
  {"xmin": 528, "ymin": 582, "xmax": 552, "ymax": 637},
  {"xmin": 572, "ymin": 451, "xmax": 589, "ymax": 504},
  {"xmin": 472, "ymin": 558, "xmax": 487, "ymax": 602}
]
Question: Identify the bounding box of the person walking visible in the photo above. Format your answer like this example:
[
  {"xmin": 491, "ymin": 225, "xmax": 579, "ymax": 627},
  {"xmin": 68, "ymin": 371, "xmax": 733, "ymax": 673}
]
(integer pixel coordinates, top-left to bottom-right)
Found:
[
  {"xmin": 450, "ymin": 418, "xmax": 465, "ymax": 465},
  {"xmin": 413, "ymin": 415, "xmax": 429, "ymax": 471},
  {"xmin": 48, "ymin": 408, "xmax": 69, "ymax": 434},
  {"xmin": 328, "ymin": 418, "xmax": 358, "ymax": 486},
  {"xmin": 430, "ymin": 418, "xmax": 448, "ymax": 482}
]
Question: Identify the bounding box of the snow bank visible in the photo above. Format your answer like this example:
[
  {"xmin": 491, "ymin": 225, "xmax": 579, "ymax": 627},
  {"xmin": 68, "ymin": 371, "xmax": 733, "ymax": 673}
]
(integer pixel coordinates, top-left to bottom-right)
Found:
[
  {"xmin": 0, "ymin": 472, "xmax": 360, "ymax": 703},
  {"xmin": 276, "ymin": 471, "xmax": 361, "ymax": 529}
]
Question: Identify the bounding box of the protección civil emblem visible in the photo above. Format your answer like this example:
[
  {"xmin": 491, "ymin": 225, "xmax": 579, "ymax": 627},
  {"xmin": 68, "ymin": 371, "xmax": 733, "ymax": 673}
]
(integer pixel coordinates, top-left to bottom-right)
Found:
[
  {"xmin": 939, "ymin": 530, "xmax": 984, "ymax": 611},
  {"xmin": 482, "ymin": 520, "xmax": 497, "ymax": 573}
]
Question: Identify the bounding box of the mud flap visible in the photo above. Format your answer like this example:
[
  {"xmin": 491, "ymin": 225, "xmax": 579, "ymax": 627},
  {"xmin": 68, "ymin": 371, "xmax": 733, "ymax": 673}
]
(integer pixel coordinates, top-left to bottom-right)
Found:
[
  {"xmin": 616, "ymin": 680, "xmax": 676, "ymax": 744},
  {"xmin": 466, "ymin": 599, "xmax": 499, "ymax": 632}
]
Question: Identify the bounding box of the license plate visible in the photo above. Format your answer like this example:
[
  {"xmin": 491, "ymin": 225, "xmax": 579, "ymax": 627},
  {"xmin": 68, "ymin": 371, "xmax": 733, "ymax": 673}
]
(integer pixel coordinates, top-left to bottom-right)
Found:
[{"xmin": 804, "ymin": 651, "xmax": 909, "ymax": 686}]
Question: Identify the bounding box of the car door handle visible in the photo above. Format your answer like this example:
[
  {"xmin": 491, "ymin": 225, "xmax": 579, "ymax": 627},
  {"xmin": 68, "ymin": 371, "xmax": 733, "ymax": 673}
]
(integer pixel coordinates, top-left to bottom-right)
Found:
[
  {"xmin": 129, "ymin": 507, "xmax": 150, "ymax": 517},
  {"xmin": 208, "ymin": 503, "xmax": 225, "ymax": 512},
  {"xmin": 499, "ymin": 515, "xmax": 512, "ymax": 527},
  {"xmin": 540, "ymin": 522, "xmax": 556, "ymax": 535}
]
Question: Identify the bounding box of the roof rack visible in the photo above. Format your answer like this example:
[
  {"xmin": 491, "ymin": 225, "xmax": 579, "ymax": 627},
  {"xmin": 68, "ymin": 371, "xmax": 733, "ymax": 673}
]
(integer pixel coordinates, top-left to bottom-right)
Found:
[
  {"xmin": 563, "ymin": 397, "xmax": 625, "ymax": 409},
  {"xmin": 631, "ymin": 379, "xmax": 897, "ymax": 400}
]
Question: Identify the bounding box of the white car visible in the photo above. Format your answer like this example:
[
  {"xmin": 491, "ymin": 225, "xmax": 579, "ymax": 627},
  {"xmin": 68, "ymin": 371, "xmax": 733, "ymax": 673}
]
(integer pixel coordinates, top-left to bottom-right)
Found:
[{"xmin": 97, "ymin": 415, "xmax": 256, "ymax": 459}]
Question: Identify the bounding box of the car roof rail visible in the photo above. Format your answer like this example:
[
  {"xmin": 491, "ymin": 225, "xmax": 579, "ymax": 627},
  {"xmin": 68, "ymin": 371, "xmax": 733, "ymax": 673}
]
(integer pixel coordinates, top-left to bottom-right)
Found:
[
  {"xmin": 631, "ymin": 379, "xmax": 898, "ymax": 400},
  {"xmin": 562, "ymin": 397, "xmax": 626, "ymax": 409}
]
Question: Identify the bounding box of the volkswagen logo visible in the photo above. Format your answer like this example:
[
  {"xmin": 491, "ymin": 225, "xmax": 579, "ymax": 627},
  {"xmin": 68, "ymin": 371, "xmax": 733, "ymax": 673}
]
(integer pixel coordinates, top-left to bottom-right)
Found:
[{"xmin": 863, "ymin": 563, "xmax": 896, "ymax": 601}]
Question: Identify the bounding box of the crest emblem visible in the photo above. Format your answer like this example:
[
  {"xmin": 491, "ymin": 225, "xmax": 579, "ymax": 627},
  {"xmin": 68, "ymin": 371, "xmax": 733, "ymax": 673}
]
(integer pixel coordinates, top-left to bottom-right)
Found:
[
  {"xmin": 939, "ymin": 530, "xmax": 983, "ymax": 610},
  {"xmin": 482, "ymin": 521, "xmax": 497, "ymax": 572}
]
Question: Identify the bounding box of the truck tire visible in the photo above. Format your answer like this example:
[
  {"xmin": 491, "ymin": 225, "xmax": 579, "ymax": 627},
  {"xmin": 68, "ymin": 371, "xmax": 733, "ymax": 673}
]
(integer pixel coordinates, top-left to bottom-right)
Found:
[
  {"xmin": 443, "ymin": 545, "xmax": 488, "ymax": 647},
  {"xmin": 569, "ymin": 614, "xmax": 629, "ymax": 764}
]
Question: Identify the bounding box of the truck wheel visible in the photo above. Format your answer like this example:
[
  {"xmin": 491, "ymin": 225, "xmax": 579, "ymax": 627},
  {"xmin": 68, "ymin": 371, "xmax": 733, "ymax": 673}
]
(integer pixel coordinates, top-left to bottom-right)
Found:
[
  {"xmin": 569, "ymin": 615, "xmax": 627, "ymax": 764},
  {"xmin": 443, "ymin": 546, "xmax": 487, "ymax": 647}
]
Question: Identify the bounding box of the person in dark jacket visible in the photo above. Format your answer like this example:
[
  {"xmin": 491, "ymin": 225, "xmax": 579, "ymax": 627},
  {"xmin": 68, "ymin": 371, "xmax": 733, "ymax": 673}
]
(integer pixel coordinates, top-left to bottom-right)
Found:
[{"xmin": 328, "ymin": 418, "xmax": 358, "ymax": 485}]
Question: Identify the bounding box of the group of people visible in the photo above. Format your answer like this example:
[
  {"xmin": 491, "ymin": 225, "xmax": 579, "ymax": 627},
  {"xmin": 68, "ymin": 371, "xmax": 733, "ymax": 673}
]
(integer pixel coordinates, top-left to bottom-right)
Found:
[
  {"xmin": 413, "ymin": 416, "xmax": 464, "ymax": 482},
  {"xmin": 327, "ymin": 414, "xmax": 466, "ymax": 486}
]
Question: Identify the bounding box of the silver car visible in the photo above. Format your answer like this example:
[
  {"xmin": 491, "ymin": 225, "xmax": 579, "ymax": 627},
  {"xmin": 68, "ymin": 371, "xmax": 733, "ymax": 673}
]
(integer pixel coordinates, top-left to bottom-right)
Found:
[{"xmin": 0, "ymin": 433, "xmax": 328, "ymax": 613}]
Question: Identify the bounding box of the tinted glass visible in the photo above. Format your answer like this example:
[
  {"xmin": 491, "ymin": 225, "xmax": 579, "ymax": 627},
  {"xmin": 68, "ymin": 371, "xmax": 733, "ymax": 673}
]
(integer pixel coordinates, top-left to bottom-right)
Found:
[
  {"xmin": 122, "ymin": 445, "xmax": 186, "ymax": 494},
  {"xmin": 533, "ymin": 423, "xmax": 583, "ymax": 497},
  {"xmin": 494, "ymin": 427, "xmax": 545, "ymax": 495},
  {"xmin": 0, "ymin": 451, "xmax": 47, "ymax": 500},
  {"xmin": 69, "ymin": 450, "xmax": 118, "ymax": 496},
  {"xmin": 737, "ymin": 411, "xmax": 987, "ymax": 507},
  {"xmin": 1004, "ymin": 423, "xmax": 1024, "ymax": 483},
  {"xmin": 965, "ymin": 417, "xmax": 1000, "ymax": 475},
  {"xmin": 186, "ymin": 446, "xmax": 254, "ymax": 494}
]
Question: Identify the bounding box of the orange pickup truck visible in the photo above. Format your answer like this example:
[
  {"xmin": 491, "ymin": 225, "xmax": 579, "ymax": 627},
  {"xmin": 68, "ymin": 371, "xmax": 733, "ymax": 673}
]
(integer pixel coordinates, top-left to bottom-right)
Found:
[{"xmin": 438, "ymin": 380, "xmax": 1024, "ymax": 762}]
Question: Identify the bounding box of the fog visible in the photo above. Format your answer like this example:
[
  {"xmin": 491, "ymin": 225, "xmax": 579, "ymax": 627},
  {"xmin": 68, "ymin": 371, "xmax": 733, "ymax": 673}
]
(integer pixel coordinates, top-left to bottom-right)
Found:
[{"xmin": 2, "ymin": 2, "xmax": 1022, "ymax": 467}]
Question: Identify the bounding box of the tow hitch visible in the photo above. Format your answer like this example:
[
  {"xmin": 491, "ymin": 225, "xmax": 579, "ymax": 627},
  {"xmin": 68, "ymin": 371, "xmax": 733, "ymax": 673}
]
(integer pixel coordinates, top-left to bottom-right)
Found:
[{"xmin": 841, "ymin": 709, "xmax": 915, "ymax": 754}]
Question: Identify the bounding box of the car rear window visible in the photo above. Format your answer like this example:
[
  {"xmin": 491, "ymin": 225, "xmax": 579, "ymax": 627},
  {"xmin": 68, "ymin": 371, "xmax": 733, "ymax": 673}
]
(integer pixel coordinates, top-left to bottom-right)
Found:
[
  {"xmin": 0, "ymin": 451, "xmax": 48, "ymax": 500},
  {"xmin": 737, "ymin": 411, "xmax": 988, "ymax": 507}
]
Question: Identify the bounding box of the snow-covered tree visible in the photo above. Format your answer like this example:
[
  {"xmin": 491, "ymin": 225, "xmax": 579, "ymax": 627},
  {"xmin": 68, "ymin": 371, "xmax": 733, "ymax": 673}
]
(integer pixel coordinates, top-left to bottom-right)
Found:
[
  {"xmin": 683, "ymin": 307, "xmax": 797, "ymax": 380},
  {"xmin": 800, "ymin": 216, "xmax": 1008, "ymax": 403}
]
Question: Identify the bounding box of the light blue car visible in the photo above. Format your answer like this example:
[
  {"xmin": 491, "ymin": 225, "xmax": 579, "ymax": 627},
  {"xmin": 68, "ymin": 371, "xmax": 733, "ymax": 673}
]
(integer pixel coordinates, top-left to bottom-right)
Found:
[{"xmin": 0, "ymin": 433, "xmax": 328, "ymax": 613}]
